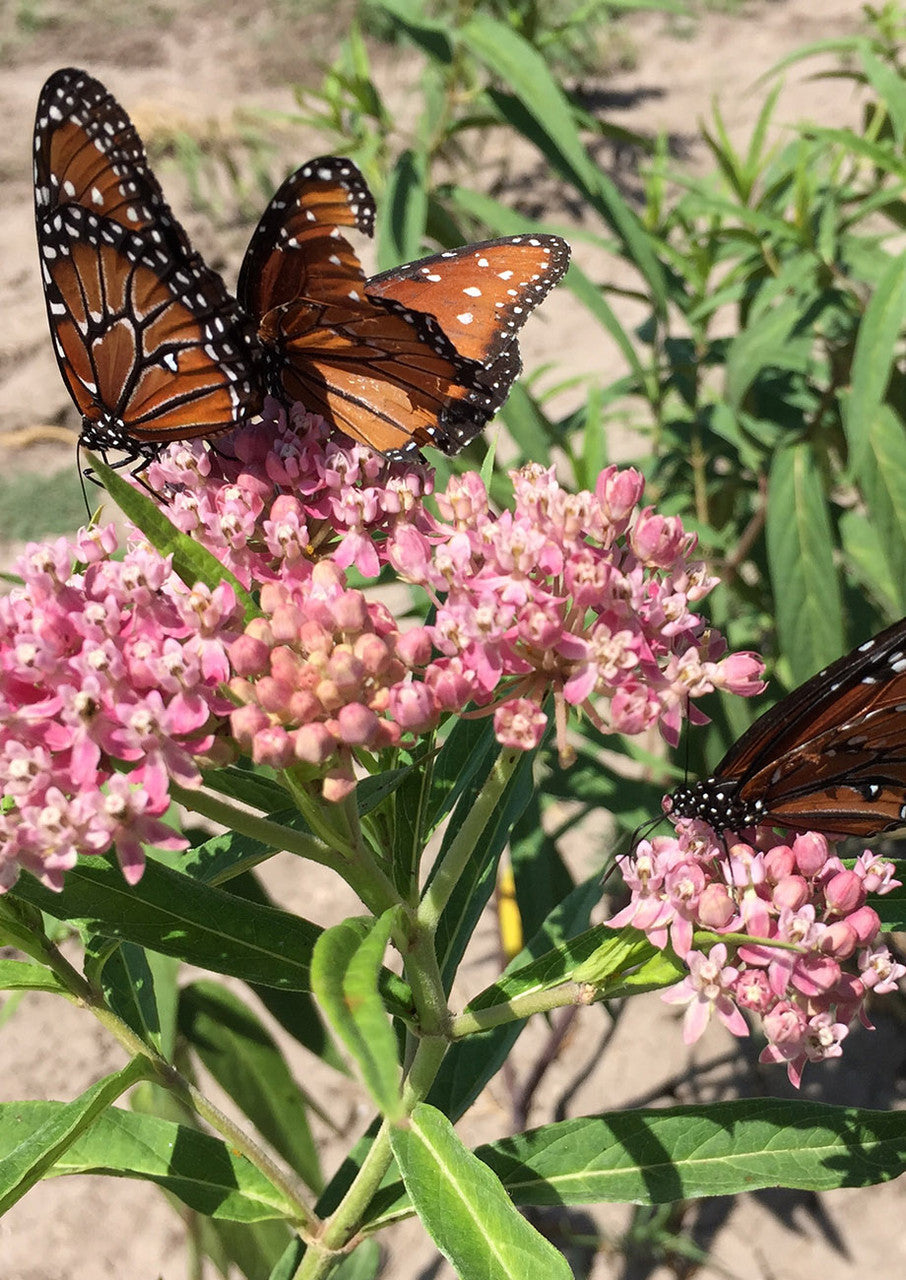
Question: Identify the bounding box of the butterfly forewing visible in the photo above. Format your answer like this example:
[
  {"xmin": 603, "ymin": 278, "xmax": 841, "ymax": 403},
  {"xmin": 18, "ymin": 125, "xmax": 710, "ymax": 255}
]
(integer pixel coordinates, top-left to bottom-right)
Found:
[
  {"xmin": 34, "ymin": 68, "xmax": 263, "ymax": 464},
  {"xmin": 34, "ymin": 67, "xmax": 184, "ymax": 243},
  {"xmin": 670, "ymin": 616, "xmax": 906, "ymax": 836},
  {"xmin": 238, "ymin": 157, "xmax": 376, "ymax": 320}
]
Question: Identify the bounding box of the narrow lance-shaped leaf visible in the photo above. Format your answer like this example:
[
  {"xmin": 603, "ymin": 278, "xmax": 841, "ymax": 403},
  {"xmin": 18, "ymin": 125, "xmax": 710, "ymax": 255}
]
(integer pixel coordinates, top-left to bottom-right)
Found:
[
  {"xmin": 0, "ymin": 1103, "xmax": 300, "ymax": 1222},
  {"xmin": 179, "ymin": 980, "xmax": 323, "ymax": 1192},
  {"xmin": 390, "ymin": 1103, "xmax": 572, "ymax": 1280},
  {"xmin": 844, "ymin": 251, "xmax": 906, "ymax": 478},
  {"xmin": 0, "ymin": 1058, "xmax": 148, "ymax": 1214},
  {"xmin": 311, "ymin": 912, "xmax": 403, "ymax": 1117},
  {"xmin": 766, "ymin": 444, "xmax": 844, "ymax": 683}
]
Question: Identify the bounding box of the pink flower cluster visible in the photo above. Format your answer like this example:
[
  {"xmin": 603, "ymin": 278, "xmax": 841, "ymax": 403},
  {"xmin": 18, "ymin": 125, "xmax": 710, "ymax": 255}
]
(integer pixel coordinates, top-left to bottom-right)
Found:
[
  {"xmin": 385, "ymin": 464, "xmax": 765, "ymax": 760},
  {"xmin": 0, "ymin": 397, "xmax": 766, "ymax": 884},
  {"xmin": 149, "ymin": 401, "xmax": 764, "ymax": 787},
  {"xmin": 146, "ymin": 400, "xmax": 436, "ymax": 590},
  {"xmin": 229, "ymin": 562, "xmax": 438, "ymax": 801},
  {"xmin": 0, "ymin": 527, "xmax": 241, "ymax": 890},
  {"xmin": 609, "ymin": 820, "xmax": 905, "ymax": 1086}
]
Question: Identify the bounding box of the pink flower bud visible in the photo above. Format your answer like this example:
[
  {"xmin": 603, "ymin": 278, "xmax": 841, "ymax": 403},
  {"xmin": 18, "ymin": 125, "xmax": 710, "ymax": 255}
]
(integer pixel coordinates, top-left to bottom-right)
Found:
[
  {"xmin": 596, "ymin": 465, "xmax": 644, "ymax": 524},
  {"xmin": 294, "ymin": 723, "xmax": 337, "ymax": 765},
  {"xmin": 336, "ymin": 702, "xmax": 380, "ymax": 746},
  {"xmin": 251, "ymin": 725, "xmax": 295, "ymax": 768},
  {"xmin": 394, "ymin": 626, "xmax": 433, "ymax": 668},
  {"xmin": 331, "ymin": 590, "xmax": 370, "ymax": 634},
  {"xmin": 772, "ymin": 875, "xmax": 809, "ymax": 912},
  {"xmin": 846, "ymin": 905, "xmax": 881, "ymax": 945},
  {"xmin": 715, "ymin": 652, "xmax": 766, "ymax": 696},
  {"xmin": 270, "ymin": 603, "xmax": 305, "ymax": 643},
  {"xmin": 254, "ymin": 677, "xmax": 293, "ymax": 717},
  {"xmin": 355, "ymin": 633, "xmax": 392, "ymax": 676},
  {"xmin": 326, "ymin": 649, "xmax": 365, "ymax": 693},
  {"xmin": 792, "ymin": 832, "xmax": 829, "ymax": 876},
  {"xmin": 697, "ymin": 883, "xmax": 736, "ymax": 929},
  {"xmin": 388, "ymin": 683, "xmax": 439, "ymax": 734},
  {"xmin": 824, "ymin": 869, "xmax": 865, "ymax": 915},
  {"xmin": 763, "ymin": 845, "xmax": 795, "ymax": 882},
  {"xmin": 791, "ymin": 953, "xmax": 841, "ymax": 997},
  {"xmin": 230, "ymin": 704, "xmax": 271, "ymax": 747},
  {"xmin": 818, "ymin": 920, "xmax": 858, "ymax": 960},
  {"xmin": 229, "ymin": 634, "xmax": 271, "ymax": 677}
]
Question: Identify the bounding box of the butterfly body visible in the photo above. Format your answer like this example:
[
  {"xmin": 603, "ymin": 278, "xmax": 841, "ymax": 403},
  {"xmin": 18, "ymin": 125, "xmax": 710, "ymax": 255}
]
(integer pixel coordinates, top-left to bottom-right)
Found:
[{"xmin": 668, "ymin": 618, "xmax": 906, "ymax": 837}]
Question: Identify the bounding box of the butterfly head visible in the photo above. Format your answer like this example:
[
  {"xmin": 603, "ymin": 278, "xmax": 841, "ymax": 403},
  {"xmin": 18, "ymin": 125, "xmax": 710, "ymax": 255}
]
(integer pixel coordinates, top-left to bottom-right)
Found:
[{"xmin": 666, "ymin": 776, "xmax": 767, "ymax": 835}]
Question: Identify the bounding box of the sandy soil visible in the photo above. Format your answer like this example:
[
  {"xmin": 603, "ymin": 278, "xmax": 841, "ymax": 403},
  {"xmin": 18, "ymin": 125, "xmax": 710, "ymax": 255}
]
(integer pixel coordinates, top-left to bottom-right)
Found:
[{"xmin": 3, "ymin": 2, "xmax": 906, "ymax": 1278}]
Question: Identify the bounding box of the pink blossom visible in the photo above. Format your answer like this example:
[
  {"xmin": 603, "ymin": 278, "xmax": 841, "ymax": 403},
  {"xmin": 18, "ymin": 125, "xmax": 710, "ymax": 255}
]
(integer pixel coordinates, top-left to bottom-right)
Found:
[{"xmin": 662, "ymin": 943, "xmax": 749, "ymax": 1042}]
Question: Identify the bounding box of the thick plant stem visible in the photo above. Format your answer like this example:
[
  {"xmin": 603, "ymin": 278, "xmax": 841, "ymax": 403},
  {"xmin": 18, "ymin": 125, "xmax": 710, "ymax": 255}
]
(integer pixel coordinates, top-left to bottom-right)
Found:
[
  {"xmin": 417, "ymin": 748, "xmax": 521, "ymax": 934},
  {"xmin": 293, "ymin": 1037, "xmax": 449, "ymax": 1280}
]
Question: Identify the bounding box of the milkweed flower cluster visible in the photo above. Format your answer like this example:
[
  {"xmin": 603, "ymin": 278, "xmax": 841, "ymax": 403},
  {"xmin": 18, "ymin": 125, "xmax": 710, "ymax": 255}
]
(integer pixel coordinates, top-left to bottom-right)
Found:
[
  {"xmin": 609, "ymin": 821, "xmax": 905, "ymax": 1086},
  {"xmin": 0, "ymin": 527, "xmax": 242, "ymax": 890},
  {"xmin": 1, "ymin": 399, "xmax": 763, "ymax": 886}
]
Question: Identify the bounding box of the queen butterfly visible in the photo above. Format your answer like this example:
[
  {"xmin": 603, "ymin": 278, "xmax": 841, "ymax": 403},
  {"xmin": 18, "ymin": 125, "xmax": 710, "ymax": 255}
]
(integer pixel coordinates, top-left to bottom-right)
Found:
[
  {"xmin": 33, "ymin": 67, "xmax": 262, "ymax": 465},
  {"xmin": 668, "ymin": 616, "xmax": 906, "ymax": 838},
  {"xmin": 237, "ymin": 157, "xmax": 570, "ymax": 457}
]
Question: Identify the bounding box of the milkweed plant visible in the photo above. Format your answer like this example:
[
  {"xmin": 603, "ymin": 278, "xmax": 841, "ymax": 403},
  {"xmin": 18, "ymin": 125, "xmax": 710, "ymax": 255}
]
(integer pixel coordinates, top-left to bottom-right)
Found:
[{"xmin": 2, "ymin": 395, "xmax": 906, "ymax": 1280}]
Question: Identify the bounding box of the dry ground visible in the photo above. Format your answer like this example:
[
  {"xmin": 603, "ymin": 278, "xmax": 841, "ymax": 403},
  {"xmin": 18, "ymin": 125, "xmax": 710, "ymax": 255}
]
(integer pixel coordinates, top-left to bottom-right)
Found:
[{"xmin": 3, "ymin": 2, "xmax": 906, "ymax": 1278}]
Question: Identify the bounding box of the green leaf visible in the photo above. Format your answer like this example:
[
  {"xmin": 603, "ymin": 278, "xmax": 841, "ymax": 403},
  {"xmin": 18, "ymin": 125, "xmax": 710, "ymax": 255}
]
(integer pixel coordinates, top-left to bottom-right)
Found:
[
  {"xmin": 367, "ymin": 1097, "xmax": 906, "ymax": 1231},
  {"xmin": 432, "ymin": 747, "xmax": 537, "ymax": 989},
  {"xmin": 12, "ymin": 857, "xmax": 321, "ymax": 992},
  {"xmin": 201, "ymin": 1217, "xmax": 293, "ymax": 1280},
  {"xmin": 85, "ymin": 451, "xmax": 258, "ymax": 616},
  {"xmin": 457, "ymin": 13, "xmax": 666, "ymax": 306},
  {"xmin": 839, "ymin": 509, "xmax": 902, "ymax": 616},
  {"xmin": 854, "ymin": 404, "xmax": 906, "ymax": 612},
  {"xmin": 0, "ymin": 1059, "xmax": 147, "ymax": 1214},
  {"xmin": 179, "ymin": 980, "xmax": 323, "ymax": 1191},
  {"xmin": 0, "ymin": 959, "xmax": 69, "ymax": 996},
  {"xmin": 90, "ymin": 938, "xmax": 168, "ymax": 1054},
  {"xmin": 476, "ymin": 1099, "xmax": 906, "ymax": 1203},
  {"xmin": 311, "ymin": 913, "xmax": 402, "ymax": 1116},
  {"xmin": 0, "ymin": 1103, "xmax": 299, "ymax": 1221},
  {"xmin": 390, "ymin": 1103, "xmax": 572, "ymax": 1280},
  {"xmin": 724, "ymin": 296, "xmax": 808, "ymax": 409},
  {"xmin": 766, "ymin": 444, "xmax": 844, "ymax": 683},
  {"xmin": 378, "ymin": 147, "xmax": 429, "ymax": 268},
  {"xmin": 844, "ymin": 252, "xmax": 906, "ymax": 477}
]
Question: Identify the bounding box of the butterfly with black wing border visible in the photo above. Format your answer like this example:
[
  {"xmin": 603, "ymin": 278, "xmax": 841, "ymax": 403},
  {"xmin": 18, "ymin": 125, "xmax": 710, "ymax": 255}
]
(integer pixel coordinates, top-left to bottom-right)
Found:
[
  {"xmin": 668, "ymin": 616, "xmax": 906, "ymax": 838},
  {"xmin": 237, "ymin": 156, "xmax": 570, "ymax": 459},
  {"xmin": 33, "ymin": 66, "xmax": 263, "ymax": 468}
]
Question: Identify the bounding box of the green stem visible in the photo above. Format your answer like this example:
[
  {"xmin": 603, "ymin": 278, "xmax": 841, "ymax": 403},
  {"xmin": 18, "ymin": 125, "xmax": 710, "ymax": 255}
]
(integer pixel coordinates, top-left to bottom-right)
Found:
[
  {"xmin": 170, "ymin": 783, "xmax": 340, "ymax": 870},
  {"xmin": 449, "ymin": 980, "xmax": 596, "ymax": 1039},
  {"xmin": 23, "ymin": 923, "xmax": 319, "ymax": 1236},
  {"xmin": 292, "ymin": 1037, "xmax": 449, "ymax": 1280},
  {"xmin": 417, "ymin": 748, "xmax": 521, "ymax": 935}
]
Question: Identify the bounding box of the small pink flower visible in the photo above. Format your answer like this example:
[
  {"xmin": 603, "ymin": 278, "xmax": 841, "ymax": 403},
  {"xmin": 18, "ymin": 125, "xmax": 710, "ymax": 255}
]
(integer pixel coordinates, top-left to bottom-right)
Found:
[{"xmin": 662, "ymin": 942, "xmax": 749, "ymax": 1042}]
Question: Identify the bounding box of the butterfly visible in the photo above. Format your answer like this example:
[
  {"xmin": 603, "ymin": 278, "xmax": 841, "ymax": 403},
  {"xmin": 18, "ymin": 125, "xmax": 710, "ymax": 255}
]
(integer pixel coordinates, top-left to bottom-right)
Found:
[
  {"xmin": 668, "ymin": 616, "xmax": 906, "ymax": 838},
  {"xmin": 236, "ymin": 157, "xmax": 571, "ymax": 458},
  {"xmin": 33, "ymin": 67, "xmax": 263, "ymax": 467}
]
